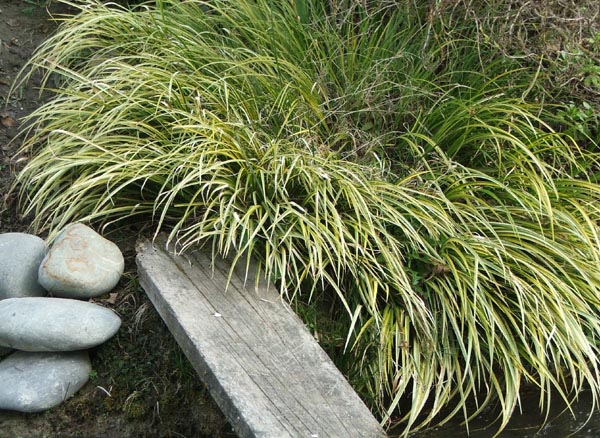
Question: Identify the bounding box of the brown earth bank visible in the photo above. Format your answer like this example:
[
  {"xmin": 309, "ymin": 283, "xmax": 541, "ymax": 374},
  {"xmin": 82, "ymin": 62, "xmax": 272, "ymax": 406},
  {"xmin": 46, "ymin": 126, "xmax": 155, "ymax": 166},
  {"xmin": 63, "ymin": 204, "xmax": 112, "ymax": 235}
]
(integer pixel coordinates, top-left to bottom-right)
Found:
[{"xmin": 1, "ymin": 1, "xmax": 234, "ymax": 436}]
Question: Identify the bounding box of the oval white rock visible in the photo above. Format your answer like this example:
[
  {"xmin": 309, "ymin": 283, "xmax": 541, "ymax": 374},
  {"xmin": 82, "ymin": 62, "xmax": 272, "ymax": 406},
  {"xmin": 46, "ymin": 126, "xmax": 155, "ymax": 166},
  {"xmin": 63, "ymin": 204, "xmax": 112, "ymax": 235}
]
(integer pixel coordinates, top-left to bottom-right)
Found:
[
  {"xmin": 0, "ymin": 233, "xmax": 47, "ymax": 300},
  {"xmin": 0, "ymin": 297, "xmax": 121, "ymax": 351},
  {"xmin": 38, "ymin": 223, "xmax": 124, "ymax": 298},
  {"xmin": 0, "ymin": 350, "xmax": 91, "ymax": 413}
]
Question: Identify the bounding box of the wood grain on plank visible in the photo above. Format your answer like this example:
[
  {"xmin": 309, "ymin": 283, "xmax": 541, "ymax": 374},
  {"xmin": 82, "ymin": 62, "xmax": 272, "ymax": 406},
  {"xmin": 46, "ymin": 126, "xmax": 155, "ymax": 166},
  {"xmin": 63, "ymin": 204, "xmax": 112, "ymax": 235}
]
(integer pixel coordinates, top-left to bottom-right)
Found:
[{"xmin": 136, "ymin": 235, "xmax": 386, "ymax": 438}]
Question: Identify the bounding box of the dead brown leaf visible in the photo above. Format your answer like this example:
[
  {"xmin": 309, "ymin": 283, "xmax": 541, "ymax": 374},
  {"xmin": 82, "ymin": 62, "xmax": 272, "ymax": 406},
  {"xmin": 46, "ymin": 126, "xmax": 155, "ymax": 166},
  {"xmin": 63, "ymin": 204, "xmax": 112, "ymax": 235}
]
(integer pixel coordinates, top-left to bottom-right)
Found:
[
  {"xmin": 105, "ymin": 292, "xmax": 119, "ymax": 305},
  {"xmin": 0, "ymin": 113, "xmax": 15, "ymax": 128}
]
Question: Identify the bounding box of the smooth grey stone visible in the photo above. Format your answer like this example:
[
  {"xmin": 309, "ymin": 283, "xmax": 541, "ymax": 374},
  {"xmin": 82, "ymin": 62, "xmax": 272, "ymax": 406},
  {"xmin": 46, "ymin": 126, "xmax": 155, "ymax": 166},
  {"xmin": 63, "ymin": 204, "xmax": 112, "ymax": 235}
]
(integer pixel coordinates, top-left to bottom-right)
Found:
[
  {"xmin": 0, "ymin": 233, "xmax": 47, "ymax": 300},
  {"xmin": 0, "ymin": 350, "xmax": 90, "ymax": 413},
  {"xmin": 38, "ymin": 223, "xmax": 124, "ymax": 298},
  {"xmin": 0, "ymin": 297, "xmax": 121, "ymax": 351}
]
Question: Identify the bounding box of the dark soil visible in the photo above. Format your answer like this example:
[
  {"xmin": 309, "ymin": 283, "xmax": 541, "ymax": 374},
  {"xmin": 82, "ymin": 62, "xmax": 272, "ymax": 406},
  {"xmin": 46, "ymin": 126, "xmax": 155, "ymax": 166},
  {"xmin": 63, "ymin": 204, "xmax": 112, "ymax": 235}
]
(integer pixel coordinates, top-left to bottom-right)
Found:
[
  {"xmin": 1, "ymin": 2, "xmax": 233, "ymax": 436},
  {"xmin": 0, "ymin": 0, "xmax": 55, "ymax": 232}
]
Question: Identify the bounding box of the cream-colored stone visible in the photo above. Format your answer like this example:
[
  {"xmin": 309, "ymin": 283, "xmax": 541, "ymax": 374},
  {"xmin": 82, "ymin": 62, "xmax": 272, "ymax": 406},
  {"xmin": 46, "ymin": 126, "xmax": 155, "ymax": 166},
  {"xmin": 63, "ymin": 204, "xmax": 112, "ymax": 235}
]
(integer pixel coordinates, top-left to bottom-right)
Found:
[{"xmin": 38, "ymin": 223, "xmax": 124, "ymax": 298}]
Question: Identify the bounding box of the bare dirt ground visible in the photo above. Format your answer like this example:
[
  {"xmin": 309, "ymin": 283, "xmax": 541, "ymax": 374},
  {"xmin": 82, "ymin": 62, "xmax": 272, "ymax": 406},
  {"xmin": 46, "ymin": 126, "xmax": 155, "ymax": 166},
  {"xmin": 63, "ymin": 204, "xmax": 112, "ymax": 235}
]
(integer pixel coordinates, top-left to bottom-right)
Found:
[
  {"xmin": 0, "ymin": 0, "xmax": 55, "ymax": 232},
  {"xmin": 1, "ymin": 2, "xmax": 234, "ymax": 436}
]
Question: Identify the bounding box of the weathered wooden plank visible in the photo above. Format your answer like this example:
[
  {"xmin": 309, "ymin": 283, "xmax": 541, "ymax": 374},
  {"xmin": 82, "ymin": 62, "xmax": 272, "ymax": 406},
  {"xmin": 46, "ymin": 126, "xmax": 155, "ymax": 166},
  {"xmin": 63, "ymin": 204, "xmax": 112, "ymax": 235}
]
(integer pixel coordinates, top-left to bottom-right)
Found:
[{"xmin": 136, "ymin": 235, "xmax": 386, "ymax": 438}]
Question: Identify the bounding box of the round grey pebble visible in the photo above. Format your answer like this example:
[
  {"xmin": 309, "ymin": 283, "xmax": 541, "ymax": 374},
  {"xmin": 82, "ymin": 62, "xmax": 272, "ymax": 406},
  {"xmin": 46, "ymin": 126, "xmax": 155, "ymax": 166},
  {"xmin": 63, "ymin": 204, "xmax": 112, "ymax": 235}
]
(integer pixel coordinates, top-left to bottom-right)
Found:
[
  {"xmin": 0, "ymin": 233, "xmax": 47, "ymax": 300},
  {"xmin": 0, "ymin": 350, "xmax": 91, "ymax": 413},
  {"xmin": 0, "ymin": 297, "xmax": 121, "ymax": 351},
  {"xmin": 38, "ymin": 223, "xmax": 124, "ymax": 299}
]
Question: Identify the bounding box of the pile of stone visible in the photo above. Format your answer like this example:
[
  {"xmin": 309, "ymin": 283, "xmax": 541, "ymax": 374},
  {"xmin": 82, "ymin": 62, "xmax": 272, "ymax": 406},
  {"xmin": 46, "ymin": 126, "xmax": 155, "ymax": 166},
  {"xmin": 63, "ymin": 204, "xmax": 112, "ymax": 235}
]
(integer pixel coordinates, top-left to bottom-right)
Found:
[{"xmin": 0, "ymin": 223, "xmax": 123, "ymax": 413}]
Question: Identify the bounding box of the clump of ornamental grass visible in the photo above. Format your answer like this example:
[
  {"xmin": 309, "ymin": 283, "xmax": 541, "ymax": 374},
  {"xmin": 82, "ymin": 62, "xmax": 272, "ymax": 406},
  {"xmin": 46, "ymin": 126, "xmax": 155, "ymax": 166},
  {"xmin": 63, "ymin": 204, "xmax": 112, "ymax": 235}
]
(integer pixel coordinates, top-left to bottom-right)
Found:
[
  {"xmin": 425, "ymin": 0, "xmax": 600, "ymax": 147},
  {"xmin": 12, "ymin": 0, "xmax": 600, "ymax": 434}
]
